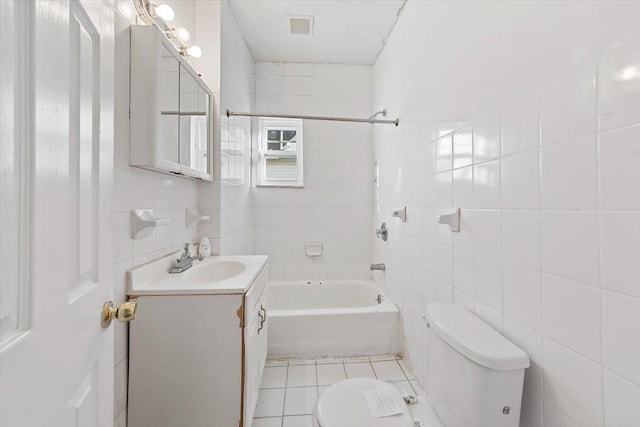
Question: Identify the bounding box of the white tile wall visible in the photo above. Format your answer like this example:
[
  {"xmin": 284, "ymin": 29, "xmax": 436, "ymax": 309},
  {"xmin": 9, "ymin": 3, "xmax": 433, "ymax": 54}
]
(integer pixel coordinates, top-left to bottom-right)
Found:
[
  {"xmin": 197, "ymin": 0, "xmax": 254, "ymax": 257},
  {"xmin": 252, "ymin": 61, "xmax": 373, "ymax": 280},
  {"xmin": 373, "ymin": 2, "xmax": 640, "ymax": 427},
  {"xmin": 602, "ymin": 291, "xmax": 640, "ymax": 385}
]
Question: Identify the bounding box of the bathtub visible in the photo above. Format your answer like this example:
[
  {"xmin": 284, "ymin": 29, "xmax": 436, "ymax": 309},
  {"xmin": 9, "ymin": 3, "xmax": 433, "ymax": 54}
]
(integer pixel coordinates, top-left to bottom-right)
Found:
[{"xmin": 266, "ymin": 280, "xmax": 401, "ymax": 358}]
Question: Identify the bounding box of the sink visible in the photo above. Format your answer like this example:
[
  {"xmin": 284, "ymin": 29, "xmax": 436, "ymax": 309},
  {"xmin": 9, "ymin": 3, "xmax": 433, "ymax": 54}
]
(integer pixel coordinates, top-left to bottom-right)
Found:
[
  {"xmin": 181, "ymin": 259, "xmax": 246, "ymax": 285},
  {"xmin": 127, "ymin": 253, "xmax": 269, "ymax": 296}
]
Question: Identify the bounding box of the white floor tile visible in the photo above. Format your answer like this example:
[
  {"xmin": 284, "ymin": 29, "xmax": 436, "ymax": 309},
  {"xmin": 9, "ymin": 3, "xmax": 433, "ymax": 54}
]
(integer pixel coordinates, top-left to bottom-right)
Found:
[
  {"xmin": 252, "ymin": 417, "xmax": 282, "ymax": 427},
  {"xmin": 390, "ymin": 380, "xmax": 415, "ymax": 396},
  {"xmin": 255, "ymin": 356, "xmax": 424, "ymax": 427},
  {"xmin": 261, "ymin": 366, "xmax": 288, "ymax": 389},
  {"xmin": 344, "ymin": 362, "xmax": 376, "ymax": 379},
  {"xmin": 372, "ymin": 361, "xmax": 407, "ymax": 381},
  {"xmin": 282, "ymin": 415, "xmax": 313, "ymax": 427},
  {"xmin": 410, "ymin": 380, "xmax": 425, "ymax": 396},
  {"xmin": 254, "ymin": 389, "xmax": 286, "ymax": 418},
  {"xmin": 284, "ymin": 387, "xmax": 318, "ymax": 416},
  {"xmin": 287, "ymin": 364, "xmax": 317, "ymax": 387},
  {"xmin": 316, "ymin": 363, "xmax": 347, "ymax": 386},
  {"xmin": 397, "ymin": 360, "xmax": 416, "ymax": 380}
]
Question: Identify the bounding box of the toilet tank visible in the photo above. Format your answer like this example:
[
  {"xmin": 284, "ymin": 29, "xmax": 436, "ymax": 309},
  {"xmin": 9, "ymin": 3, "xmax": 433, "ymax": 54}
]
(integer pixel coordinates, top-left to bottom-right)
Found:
[{"xmin": 425, "ymin": 303, "xmax": 529, "ymax": 427}]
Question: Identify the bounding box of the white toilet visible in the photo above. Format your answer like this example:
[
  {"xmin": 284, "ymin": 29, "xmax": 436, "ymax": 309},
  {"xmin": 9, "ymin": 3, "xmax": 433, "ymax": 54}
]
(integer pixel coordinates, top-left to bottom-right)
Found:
[{"xmin": 312, "ymin": 303, "xmax": 530, "ymax": 427}]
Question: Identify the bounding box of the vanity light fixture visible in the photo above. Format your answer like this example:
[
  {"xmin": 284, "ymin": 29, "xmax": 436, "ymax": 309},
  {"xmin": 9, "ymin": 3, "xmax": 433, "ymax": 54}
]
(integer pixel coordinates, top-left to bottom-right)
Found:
[{"xmin": 133, "ymin": 0, "xmax": 203, "ymax": 60}]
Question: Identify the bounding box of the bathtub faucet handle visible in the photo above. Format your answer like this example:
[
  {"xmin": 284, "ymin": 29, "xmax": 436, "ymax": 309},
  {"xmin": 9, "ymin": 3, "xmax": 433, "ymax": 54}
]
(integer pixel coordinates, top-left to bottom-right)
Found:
[
  {"xmin": 375, "ymin": 223, "xmax": 388, "ymax": 241},
  {"xmin": 370, "ymin": 263, "xmax": 386, "ymax": 271}
]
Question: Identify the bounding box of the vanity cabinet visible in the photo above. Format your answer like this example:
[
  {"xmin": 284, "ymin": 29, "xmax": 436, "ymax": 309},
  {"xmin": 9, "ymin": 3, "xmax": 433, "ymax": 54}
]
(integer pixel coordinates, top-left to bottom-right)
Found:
[
  {"xmin": 127, "ymin": 258, "xmax": 269, "ymax": 427},
  {"xmin": 130, "ymin": 24, "xmax": 213, "ymax": 180}
]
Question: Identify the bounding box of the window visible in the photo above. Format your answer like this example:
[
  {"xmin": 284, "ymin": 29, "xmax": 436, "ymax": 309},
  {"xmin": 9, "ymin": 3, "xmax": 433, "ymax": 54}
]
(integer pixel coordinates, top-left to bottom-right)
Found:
[{"xmin": 258, "ymin": 118, "xmax": 304, "ymax": 187}]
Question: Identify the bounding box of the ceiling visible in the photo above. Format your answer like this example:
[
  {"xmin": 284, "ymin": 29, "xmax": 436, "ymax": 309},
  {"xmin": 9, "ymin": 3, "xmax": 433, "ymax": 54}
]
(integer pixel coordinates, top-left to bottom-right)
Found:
[{"xmin": 228, "ymin": 0, "xmax": 406, "ymax": 65}]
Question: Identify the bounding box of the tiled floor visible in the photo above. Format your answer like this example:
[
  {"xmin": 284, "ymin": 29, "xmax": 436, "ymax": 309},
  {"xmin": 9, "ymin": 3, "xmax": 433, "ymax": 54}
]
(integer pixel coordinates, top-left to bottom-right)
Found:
[{"xmin": 252, "ymin": 355, "xmax": 419, "ymax": 427}]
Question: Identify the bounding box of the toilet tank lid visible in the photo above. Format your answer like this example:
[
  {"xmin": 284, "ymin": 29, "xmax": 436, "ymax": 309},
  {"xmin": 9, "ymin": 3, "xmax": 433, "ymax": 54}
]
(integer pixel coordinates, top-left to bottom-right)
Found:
[{"xmin": 426, "ymin": 303, "xmax": 530, "ymax": 371}]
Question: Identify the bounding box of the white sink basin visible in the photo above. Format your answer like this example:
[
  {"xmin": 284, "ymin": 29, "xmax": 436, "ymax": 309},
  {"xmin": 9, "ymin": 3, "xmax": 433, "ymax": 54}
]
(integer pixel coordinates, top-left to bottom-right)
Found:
[
  {"xmin": 180, "ymin": 259, "xmax": 246, "ymax": 285},
  {"xmin": 127, "ymin": 253, "xmax": 268, "ymax": 296}
]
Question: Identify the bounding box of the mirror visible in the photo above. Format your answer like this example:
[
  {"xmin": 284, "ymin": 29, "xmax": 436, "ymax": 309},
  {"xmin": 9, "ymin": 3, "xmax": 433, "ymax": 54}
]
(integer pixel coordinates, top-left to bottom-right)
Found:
[
  {"xmin": 158, "ymin": 45, "xmax": 180, "ymax": 166},
  {"xmin": 179, "ymin": 64, "xmax": 210, "ymax": 176},
  {"xmin": 130, "ymin": 24, "xmax": 213, "ymax": 180}
]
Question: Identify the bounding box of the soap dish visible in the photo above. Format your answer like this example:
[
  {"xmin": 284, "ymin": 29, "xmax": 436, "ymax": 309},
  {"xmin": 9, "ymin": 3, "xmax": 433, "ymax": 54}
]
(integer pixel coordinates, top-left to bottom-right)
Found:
[{"xmin": 305, "ymin": 242, "xmax": 323, "ymax": 257}]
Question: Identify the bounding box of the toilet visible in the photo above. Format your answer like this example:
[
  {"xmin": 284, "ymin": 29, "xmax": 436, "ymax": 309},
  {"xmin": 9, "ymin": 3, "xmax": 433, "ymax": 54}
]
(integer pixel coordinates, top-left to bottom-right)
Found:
[{"xmin": 312, "ymin": 303, "xmax": 530, "ymax": 427}]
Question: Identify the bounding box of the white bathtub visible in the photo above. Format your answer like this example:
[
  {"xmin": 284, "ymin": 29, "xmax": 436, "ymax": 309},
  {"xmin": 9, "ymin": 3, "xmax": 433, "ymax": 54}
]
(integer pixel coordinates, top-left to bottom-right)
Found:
[{"xmin": 266, "ymin": 280, "xmax": 401, "ymax": 358}]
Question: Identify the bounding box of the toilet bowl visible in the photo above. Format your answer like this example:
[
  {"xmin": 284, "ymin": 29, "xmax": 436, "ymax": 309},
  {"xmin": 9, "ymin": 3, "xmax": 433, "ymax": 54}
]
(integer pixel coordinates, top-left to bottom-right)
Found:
[
  {"xmin": 312, "ymin": 378, "xmax": 414, "ymax": 427},
  {"xmin": 313, "ymin": 303, "xmax": 530, "ymax": 427}
]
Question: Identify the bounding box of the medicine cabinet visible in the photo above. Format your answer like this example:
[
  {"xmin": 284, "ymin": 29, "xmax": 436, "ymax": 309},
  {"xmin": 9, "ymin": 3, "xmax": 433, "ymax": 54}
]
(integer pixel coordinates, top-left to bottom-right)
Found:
[{"xmin": 130, "ymin": 24, "xmax": 213, "ymax": 181}]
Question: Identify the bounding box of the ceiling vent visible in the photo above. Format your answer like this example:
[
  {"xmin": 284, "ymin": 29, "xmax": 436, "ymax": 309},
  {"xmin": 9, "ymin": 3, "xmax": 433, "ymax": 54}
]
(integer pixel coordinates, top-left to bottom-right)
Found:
[{"xmin": 288, "ymin": 15, "xmax": 314, "ymax": 36}]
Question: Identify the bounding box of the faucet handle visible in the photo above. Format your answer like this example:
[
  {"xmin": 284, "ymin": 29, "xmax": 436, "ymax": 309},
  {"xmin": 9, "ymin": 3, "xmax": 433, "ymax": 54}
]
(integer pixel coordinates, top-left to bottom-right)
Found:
[{"xmin": 178, "ymin": 243, "xmax": 191, "ymax": 261}]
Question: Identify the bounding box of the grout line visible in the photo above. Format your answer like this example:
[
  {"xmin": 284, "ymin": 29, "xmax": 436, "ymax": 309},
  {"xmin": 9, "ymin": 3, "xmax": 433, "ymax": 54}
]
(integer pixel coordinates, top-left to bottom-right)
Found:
[
  {"xmin": 394, "ymin": 359, "xmax": 410, "ymax": 382},
  {"xmin": 594, "ymin": 50, "xmax": 607, "ymax": 426},
  {"xmin": 369, "ymin": 359, "xmax": 378, "ymax": 379},
  {"xmin": 544, "ymin": 398, "xmax": 585, "ymax": 427},
  {"xmin": 535, "ymin": 83, "xmax": 546, "ymax": 425},
  {"xmin": 280, "ymin": 362, "xmax": 289, "ymax": 425}
]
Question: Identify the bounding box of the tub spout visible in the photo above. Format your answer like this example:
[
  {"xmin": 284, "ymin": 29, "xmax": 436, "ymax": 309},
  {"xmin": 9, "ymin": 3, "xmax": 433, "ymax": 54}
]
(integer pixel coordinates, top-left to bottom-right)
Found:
[{"xmin": 370, "ymin": 263, "xmax": 386, "ymax": 271}]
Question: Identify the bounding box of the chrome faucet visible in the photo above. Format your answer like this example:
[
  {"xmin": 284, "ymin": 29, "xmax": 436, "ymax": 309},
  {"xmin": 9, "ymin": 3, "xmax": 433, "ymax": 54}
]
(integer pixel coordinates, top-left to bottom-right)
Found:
[
  {"xmin": 169, "ymin": 243, "xmax": 204, "ymax": 274},
  {"xmin": 370, "ymin": 263, "xmax": 386, "ymax": 271}
]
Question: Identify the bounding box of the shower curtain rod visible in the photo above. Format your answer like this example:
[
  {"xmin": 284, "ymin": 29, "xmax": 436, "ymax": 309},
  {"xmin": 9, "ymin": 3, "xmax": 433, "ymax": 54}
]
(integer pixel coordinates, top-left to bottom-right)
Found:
[{"xmin": 226, "ymin": 109, "xmax": 399, "ymax": 126}]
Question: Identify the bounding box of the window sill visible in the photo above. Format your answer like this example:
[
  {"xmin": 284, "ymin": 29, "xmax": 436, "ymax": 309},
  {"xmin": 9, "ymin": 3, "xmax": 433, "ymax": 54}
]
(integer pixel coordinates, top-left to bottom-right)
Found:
[{"xmin": 256, "ymin": 184, "xmax": 305, "ymax": 189}]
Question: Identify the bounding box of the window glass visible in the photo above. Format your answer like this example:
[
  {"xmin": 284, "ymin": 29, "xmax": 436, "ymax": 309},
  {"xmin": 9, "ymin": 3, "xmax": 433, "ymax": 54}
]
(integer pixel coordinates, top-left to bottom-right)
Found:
[{"xmin": 258, "ymin": 118, "xmax": 303, "ymax": 187}]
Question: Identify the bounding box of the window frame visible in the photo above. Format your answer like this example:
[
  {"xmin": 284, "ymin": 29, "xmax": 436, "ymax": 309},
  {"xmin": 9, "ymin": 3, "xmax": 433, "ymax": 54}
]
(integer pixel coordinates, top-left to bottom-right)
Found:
[{"xmin": 257, "ymin": 117, "xmax": 304, "ymax": 187}]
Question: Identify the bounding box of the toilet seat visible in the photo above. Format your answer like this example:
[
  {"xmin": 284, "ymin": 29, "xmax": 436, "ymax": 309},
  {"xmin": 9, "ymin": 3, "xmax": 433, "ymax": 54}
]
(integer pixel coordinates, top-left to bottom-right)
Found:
[{"xmin": 313, "ymin": 378, "xmax": 414, "ymax": 427}]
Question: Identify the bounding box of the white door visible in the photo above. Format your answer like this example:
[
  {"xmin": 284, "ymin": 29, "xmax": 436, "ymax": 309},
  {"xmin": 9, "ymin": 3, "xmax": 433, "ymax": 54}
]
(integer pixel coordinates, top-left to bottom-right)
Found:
[{"xmin": 1, "ymin": 0, "xmax": 115, "ymax": 426}]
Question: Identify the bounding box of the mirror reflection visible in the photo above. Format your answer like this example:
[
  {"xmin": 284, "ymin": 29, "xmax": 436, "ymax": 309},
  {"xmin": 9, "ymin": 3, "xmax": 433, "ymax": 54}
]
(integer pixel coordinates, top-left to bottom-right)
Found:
[
  {"xmin": 179, "ymin": 65, "xmax": 210, "ymax": 175},
  {"xmin": 159, "ymin": 45, "xmax": 180, "ymax": 165}
]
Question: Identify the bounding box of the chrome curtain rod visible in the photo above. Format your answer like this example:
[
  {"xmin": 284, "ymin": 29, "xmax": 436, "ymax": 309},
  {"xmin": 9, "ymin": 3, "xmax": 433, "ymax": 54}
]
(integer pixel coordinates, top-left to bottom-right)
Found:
[{"xmin": 226, "ymin": 109, "xmax": 399, "ymax": 126}]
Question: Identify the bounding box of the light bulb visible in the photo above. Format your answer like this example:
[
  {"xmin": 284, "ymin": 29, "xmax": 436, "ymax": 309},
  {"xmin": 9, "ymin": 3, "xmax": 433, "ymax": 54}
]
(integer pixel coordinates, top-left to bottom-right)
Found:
[
  {"xmin": 154, "ymin": 4, "xmax": 174, "ymax": 21},
  {"xmin": 186, "ymin": 45, "xmax": 202, "ymax": 58},
  {"xmin": 174, "ymin": 27, "xmax": 190, "ymax": 42},
  {"xmin": 618, "ymin": 65, "xmax": 640, "ymax": 81}
]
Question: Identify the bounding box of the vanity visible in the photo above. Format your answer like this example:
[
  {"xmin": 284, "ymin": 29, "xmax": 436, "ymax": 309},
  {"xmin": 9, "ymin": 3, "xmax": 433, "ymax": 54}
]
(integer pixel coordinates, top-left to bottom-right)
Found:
[{"xmin": 127, "ymin": 253, "xmax": 269, "ymax": 427}]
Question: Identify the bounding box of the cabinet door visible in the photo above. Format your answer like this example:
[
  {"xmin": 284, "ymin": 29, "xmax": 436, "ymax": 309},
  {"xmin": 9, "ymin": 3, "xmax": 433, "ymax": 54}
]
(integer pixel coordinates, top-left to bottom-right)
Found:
[
  {"xmin": 156, "ymin": 44, "xmax": 180, "ymax": 171},
  {"xmin": 243, "ymin": 304, "xmax": 261, "ymax": 426},
  {"xmin": 258, "ymin": 298, "xmax": 268, "ymax": 381},
  {"xmin": 179, "ymin": 65, "xmax": 211, "ymax": 179}
]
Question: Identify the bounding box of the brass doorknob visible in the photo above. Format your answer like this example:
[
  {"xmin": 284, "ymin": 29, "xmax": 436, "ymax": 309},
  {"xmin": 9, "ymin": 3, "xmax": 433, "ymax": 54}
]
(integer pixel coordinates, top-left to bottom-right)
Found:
[{"xmin": 102, "ymin": 300, "xmax": 137, "ymax": 328}]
